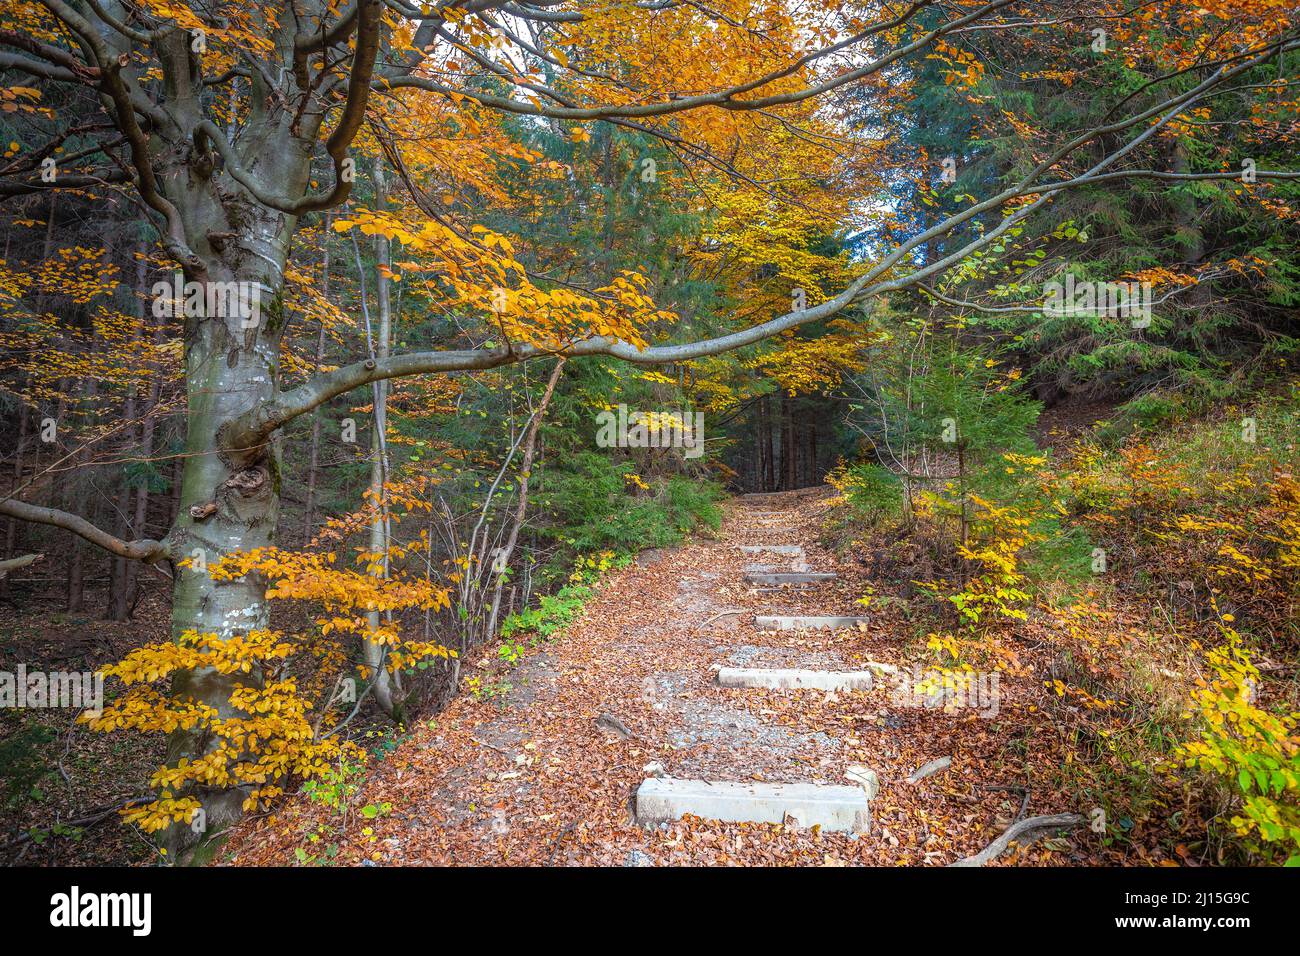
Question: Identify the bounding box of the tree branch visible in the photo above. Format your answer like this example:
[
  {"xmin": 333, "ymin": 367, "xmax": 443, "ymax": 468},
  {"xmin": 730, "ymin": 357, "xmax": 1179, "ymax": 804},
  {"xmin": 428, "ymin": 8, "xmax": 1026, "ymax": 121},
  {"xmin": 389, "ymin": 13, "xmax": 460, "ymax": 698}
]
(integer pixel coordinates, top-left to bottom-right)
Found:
[
  {"xmin": 193, "ymin": 0, "xmax": 383, "ymax": 215},
  {"xmin": 950, "ymin": 813, "xmax": 1084, "ymax": 867},
  {"xmin": 0, "ymin": 552, "xmax": 43, "ymax": 579},
  {"xmin": 221, "ymin": 130, "xmax": 1295, "ymax": 458},
  {"xmin": 386, "ymin": 0, "xmax": 1018, "ymax": 121},
  {"xmin": 0, "ymin": 499, "xmax": 168, "ymax": 564}
]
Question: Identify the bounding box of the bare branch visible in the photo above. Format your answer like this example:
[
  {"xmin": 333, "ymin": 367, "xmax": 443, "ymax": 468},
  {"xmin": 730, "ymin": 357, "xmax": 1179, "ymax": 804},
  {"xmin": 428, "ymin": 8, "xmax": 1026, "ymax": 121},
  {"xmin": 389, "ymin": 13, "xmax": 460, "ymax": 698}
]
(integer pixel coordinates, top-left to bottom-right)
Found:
[
  {"xmin": 0, "ymin": 499, "xmax": 168, "ymax": 564},
  {"xmin": 386, "ymin": 0, "xmax": 1018, "ymax": 121},
  {"xmin": 223, "ymin": 130, "xmax": 1293, "ymax": 453},
  {"xmin": 82, "ymin": 0, "xmax": 160, "ymax": 44},
  {"xmin": 0, "ymin": 553, "xmax": 43, "ymax": 579},
  {"xmin": 196, "ymin": 0, "xmax": 384, "ymax": 215}
]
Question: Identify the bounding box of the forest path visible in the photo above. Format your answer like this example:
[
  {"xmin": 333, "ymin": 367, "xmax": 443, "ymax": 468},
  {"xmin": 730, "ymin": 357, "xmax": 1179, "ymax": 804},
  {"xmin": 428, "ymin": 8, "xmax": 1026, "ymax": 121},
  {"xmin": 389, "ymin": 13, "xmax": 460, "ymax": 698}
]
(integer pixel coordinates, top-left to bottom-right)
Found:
[{"xmin": 227, "ymin": 488, "xmax": 1085, "ymax": 866}]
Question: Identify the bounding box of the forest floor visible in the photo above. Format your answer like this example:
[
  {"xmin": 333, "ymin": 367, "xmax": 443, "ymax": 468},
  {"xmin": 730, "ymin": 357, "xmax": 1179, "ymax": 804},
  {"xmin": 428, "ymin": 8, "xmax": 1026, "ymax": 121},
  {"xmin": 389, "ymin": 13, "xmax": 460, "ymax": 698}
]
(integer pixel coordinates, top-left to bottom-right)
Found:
[
  {"xmin": 0, "ymin": 591, "xmax": 168, "ymax": 866},
  {"xmin": 221, "ymin": 487, "xmax": 1119, "ymax": 867}
]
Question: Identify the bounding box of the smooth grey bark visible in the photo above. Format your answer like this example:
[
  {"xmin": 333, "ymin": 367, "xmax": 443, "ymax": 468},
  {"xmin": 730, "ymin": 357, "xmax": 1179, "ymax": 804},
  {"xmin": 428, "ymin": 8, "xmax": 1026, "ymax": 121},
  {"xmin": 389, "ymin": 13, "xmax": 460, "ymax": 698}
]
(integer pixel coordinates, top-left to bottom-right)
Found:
[
  {"xmin": 159, "ymin": 213, "xmax": 294, "ymax": 849},
  {"xmin": 38, "ymin": 1, "xmax": 390, "ymax": 853},
  {"xmin": 362, "ymin": 157, "xmax": 397, "ymax": 717},
  {"xmin": 302, "ymin": 214, "xmax": 332, "ymax": 546},
  {"xmin": 113, "ymin": 20, "xmax": 332, "ymax": 856}
]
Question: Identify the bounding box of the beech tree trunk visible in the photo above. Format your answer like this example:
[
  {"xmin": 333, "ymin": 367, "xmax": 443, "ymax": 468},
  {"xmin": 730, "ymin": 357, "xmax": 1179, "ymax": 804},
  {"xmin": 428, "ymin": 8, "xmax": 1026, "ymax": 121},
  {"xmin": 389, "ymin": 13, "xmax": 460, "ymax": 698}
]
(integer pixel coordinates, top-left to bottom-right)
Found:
[
  {"xmin": 302, "ymin": 214, "xmax": 331, "ymax": 547},
  {"xmin": 156, "ymin": 115, "xmax": 316, "ymax": 856}
]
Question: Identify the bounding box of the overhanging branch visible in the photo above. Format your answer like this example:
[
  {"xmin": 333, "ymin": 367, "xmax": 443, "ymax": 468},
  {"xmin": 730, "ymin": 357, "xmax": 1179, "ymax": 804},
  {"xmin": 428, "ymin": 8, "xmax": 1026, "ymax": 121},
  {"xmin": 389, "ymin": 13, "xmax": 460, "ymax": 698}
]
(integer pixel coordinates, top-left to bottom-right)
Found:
[
  {"xmin": 386, "ymin": 0, "xmax": 1017, "ymax": 121},
  {"xmin": 0, "ymin": 499, "xmax": 169, "ymax": 564},
  {"xmin": 222, "ymin": 146, "xmax": 1295, "ymax": 456}
]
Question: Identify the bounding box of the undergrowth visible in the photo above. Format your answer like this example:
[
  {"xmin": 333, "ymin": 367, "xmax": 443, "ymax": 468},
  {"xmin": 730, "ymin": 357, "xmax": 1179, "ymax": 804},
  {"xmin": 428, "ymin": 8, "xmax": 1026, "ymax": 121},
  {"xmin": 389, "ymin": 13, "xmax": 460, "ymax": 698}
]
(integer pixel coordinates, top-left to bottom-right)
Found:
[{"xmin": 829, "ymin": 380, "xmax": 1300, "ymax": 865}]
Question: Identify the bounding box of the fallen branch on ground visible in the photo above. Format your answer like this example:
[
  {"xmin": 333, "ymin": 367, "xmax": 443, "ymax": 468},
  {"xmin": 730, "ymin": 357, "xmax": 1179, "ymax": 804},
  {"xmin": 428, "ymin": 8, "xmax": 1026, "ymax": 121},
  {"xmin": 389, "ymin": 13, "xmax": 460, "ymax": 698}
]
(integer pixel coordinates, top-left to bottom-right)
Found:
[
  {"xmin": 907, "ymin": 756, "xmax": 952, "ymax": 784},
  {"xmin": 595, "ymin": 712, "xmax": 635, "ymax": 739},
  {"xmin": 949, "ymin": 813, "xmax": 1084, "ymax": 867},
  {"xmin": 703, "ymin": 609, "xmax": 746, "ymax": 626},
  {"xmin": 0, "ymin": 795, "xmax": 149, "ymax": 853}
]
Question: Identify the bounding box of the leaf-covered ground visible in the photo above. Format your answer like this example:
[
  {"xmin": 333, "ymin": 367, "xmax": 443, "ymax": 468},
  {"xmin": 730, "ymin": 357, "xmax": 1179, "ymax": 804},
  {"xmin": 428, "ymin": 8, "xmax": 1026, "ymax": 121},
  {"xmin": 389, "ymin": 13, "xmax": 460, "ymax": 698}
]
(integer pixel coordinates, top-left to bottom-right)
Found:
[
  {"xmin": 221, "ymin": 488, "xmax": 1148, "ymax": 867},
  {"xmin": 0, "ymin": 594, "xmax": 170, "ymax": 865}
]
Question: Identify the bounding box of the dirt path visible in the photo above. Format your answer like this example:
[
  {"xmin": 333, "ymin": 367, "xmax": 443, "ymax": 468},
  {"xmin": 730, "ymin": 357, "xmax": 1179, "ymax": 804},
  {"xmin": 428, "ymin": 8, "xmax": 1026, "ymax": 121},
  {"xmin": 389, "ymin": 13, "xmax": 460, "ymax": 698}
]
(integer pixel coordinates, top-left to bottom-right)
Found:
[{"xmin": 226, "ymin": 489, "xmax": 1089, "ymax": 866}]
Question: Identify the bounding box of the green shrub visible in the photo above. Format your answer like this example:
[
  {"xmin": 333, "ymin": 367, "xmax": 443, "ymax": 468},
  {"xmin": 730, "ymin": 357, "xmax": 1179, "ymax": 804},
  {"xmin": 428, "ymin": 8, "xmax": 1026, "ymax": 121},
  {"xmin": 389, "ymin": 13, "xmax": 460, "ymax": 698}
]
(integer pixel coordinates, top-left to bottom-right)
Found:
[
  {"xmin": 664, "ymin": 475, "xmax": 724, "ymax": 534},
  {"xmin": 501, "ymin": 580, "xmax": 592, "ymax": 640},
  {"xmin": 501, "ymin": 552, "xmax": 626, "ymax": 641},
  {"xmin": 535, "ymin": 452, "xmax": 722, "ymax": 561},
  {"xmin": 829, "ymin": 462, "xmax": 902, "ymax": 525}
]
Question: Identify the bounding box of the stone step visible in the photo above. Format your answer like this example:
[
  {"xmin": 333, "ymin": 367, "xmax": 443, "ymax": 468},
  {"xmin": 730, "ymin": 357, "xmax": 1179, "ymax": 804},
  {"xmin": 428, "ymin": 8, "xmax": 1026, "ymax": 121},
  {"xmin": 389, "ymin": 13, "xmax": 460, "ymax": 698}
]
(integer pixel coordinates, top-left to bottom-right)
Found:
[
  {"xmin": 743, "ymin": 572, "xmax": 837, "ymax": 586},
  {"xmin": 717, "ymin": 667, "xmax": 875, "ymax": 692},
  {"xmin": 737, "ymin": 544, "xmax": 804, "ymax": 555},
  {"xmin": 635, "ymin": 778, "xmax": 871, "ymax": 833},
  {"xmin": 755, "ymin": 615, "xmax": 868, "ymax": 630}
]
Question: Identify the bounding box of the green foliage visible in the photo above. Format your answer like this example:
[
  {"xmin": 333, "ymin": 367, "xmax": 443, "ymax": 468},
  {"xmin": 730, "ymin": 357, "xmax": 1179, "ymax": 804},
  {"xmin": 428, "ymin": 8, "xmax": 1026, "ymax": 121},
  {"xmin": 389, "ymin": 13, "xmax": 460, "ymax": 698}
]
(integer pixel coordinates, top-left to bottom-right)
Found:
[
  {"xmin": 852, "ymin": 330, "xmax": 1042, "ymax": 488},
  {"xmin": 501, "ymin": 552, "xmax": 623, "ymax": 641},
  {"xmin": 122, "ymin": 460, "xmax": 172, "ymax": 494},
  {"xmin": 535, "ymin": 452, "xmax": 722, "ymax": 561},
  {"xmin": 828, "ymin": 462, "xmax": 902, "ymax": 525},
  {"xmin": 501, "ymin": 584, "xmax": 589, "ymax": 641},
  {"xmin": 896, "ymin": 36, "xmax": 1300, "ymax": 414},
  {"xmin": 464, "ymin": 676, "xmax": 513, "ymax": 704},
  {"xmin": 301, "ymin": 756, "xmax": 367, "ymax": 815},
  {"xmin": 497, "ymin": 641, "xmax": 525, "ymax": 665},
  {"xmin": 846, "ymin": 329, "xmax": 1094, "ymax": 611},
  {"xmin": 662, "ymin": 475, "xmax": 725, "ymax": 534},
  {"xmin": 1094, "ymin": 391, "xmax": 1188, "ymax": 444},
  {"xmin": 1176, "ymin": 620, "xmax": 1300, "ymax": 865}
]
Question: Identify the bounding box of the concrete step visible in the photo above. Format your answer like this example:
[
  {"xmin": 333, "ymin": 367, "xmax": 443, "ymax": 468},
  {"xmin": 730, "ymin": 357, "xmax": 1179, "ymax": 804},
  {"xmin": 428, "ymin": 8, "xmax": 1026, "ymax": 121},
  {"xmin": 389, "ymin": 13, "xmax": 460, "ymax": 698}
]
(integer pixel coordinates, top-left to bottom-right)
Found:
[
  {"xmin": 744, "ymin": 572, "xmax": 837, "ymax": 586},
  {"xmin": 755, "ymin": 615, "xmax": 868, "ymax": 630},
  {"xmin": 635, "ymin": 778, "xmax": 871, "ymax": 833},
  {"xmin": 737, "ymin": 544, "xmax": 804, "ymax": 555},
  {"xmin": 717, "ymin": 667, "xmax": 875, "ymax": 692}
]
